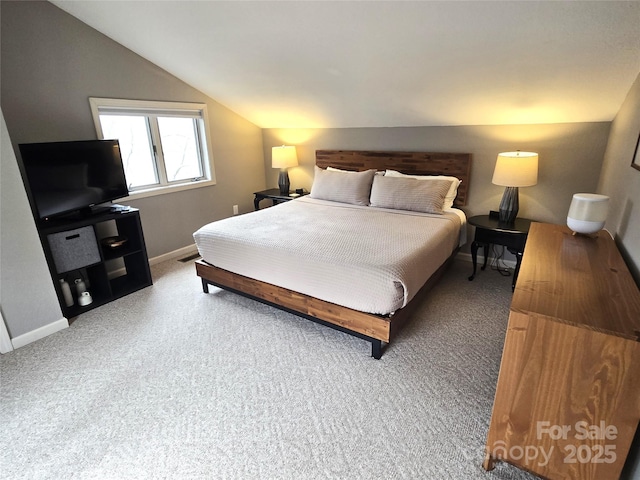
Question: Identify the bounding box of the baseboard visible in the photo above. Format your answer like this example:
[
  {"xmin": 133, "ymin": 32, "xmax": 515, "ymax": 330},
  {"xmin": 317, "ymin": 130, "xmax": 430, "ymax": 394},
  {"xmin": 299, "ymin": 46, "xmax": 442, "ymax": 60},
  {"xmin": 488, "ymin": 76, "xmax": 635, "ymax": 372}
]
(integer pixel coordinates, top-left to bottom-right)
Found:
[
  {"xmin": 149, "ymin": 243, "xmax": 198, "ymax": 266},
  {"xmin": 106, "ymin": 244, "xmax": 199, "ymax": 280},
  {"xmin": 11, "ymin": 317, "xmax": 69, "ymax": 350},
  {"xmin": 457, "ymin": 252, "xmax": 473, "ymax": 264}
]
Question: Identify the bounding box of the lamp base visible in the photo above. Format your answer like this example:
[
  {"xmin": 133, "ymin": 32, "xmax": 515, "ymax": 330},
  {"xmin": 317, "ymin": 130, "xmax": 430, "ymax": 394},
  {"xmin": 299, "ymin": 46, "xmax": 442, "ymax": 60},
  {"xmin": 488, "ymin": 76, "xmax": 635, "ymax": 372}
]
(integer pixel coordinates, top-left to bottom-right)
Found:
[
  {"xmin": 498, "ymin": 187, "xmax": 519, "ymax": 224},
  {"xmin": 278, "ymin": 170, "xmax": 290, "ymax": 196}
]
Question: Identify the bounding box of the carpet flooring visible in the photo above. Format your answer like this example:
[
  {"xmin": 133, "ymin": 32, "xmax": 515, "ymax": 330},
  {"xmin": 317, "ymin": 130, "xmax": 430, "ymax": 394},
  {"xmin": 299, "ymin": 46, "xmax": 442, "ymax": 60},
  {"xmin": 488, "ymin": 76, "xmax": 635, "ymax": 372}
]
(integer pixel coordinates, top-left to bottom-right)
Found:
[{"xmin": 1, "ymin": 258, "xmax": 538, "ymax": 479}]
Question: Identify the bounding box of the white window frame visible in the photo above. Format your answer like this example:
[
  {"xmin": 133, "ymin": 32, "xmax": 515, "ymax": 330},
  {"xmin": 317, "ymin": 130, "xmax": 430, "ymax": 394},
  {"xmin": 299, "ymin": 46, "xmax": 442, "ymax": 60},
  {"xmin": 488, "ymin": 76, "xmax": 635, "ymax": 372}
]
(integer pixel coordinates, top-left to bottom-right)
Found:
[{"xmin": 89, "ymin": 97, "xmax": 216, "ymax": 201}]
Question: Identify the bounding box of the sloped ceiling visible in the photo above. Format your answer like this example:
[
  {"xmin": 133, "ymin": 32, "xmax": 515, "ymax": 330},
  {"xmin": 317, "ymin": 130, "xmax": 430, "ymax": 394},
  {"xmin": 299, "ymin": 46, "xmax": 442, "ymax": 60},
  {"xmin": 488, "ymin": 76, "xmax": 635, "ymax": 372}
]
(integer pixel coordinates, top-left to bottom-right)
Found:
[{"xmin": 51, "ymin": 0, "xmax": 640, "ymax": 129}]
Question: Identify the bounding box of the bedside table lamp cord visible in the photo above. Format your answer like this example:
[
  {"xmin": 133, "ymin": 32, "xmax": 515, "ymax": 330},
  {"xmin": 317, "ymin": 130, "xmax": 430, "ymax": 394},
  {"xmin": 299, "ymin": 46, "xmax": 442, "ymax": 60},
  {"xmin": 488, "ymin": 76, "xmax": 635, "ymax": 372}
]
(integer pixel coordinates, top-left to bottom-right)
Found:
[{"xmin": 490, "ymin": 245, "xmax": 512, "ymax": 277}]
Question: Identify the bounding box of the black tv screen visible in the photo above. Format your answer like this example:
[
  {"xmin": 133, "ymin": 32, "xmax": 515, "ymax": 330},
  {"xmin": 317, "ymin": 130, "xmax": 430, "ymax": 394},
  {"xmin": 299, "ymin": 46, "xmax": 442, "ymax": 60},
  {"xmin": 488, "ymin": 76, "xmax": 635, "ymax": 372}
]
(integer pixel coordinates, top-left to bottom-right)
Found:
[{"xmin": 19, "ymin": 139, "xmax": 129, "ymax": 220}]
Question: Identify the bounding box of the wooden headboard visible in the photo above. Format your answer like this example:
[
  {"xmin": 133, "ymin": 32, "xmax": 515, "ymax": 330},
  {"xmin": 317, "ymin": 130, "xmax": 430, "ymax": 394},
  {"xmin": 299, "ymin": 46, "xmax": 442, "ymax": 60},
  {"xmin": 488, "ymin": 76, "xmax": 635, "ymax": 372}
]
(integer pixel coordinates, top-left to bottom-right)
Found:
[{"xmin": 315, "ymin": 150, "xmax": 472, "ymax": 207}]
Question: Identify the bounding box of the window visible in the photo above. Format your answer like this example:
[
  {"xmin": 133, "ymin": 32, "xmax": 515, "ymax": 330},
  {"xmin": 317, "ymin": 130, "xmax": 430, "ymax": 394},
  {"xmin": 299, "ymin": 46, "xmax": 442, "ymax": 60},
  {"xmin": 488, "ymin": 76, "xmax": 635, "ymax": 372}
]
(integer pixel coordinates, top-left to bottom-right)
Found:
[{"xmin": 89, "ymin": 98, "xmax": 216, "ymax": 198}]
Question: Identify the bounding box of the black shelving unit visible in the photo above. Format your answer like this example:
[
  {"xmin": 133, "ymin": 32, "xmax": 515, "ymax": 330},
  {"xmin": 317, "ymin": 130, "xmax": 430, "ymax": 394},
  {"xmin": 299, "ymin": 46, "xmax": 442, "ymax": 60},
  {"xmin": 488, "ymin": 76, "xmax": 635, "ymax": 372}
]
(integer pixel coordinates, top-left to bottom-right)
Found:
[{"xmin": 38, "ymin": 208, "xmax": 152, "ymax": 318}]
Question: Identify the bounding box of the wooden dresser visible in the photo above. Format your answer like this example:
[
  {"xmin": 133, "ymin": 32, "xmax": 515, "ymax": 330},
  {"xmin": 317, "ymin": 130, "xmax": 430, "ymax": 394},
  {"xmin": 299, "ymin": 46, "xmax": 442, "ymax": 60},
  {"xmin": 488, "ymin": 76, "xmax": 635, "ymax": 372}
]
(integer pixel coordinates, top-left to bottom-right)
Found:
[{"xmin": 484, "ymin": 222, "xmax": 640, "ymax": 479}]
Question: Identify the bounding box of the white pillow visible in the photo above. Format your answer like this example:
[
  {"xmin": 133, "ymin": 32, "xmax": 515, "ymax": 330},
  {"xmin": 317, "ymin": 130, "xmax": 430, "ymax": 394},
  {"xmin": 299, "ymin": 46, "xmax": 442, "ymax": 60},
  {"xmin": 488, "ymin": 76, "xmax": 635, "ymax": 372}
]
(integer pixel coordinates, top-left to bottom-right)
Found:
[
  {"xmin": 384, "ymin": 169, "xmax": 461, "ymax": 209},
  {"xmin": 369, "ymin": 175, "xmax": 451, "ymax": 214},
  {"xmin": 310, "ymin": 166, "xmax": 376, "ymax": 206}
]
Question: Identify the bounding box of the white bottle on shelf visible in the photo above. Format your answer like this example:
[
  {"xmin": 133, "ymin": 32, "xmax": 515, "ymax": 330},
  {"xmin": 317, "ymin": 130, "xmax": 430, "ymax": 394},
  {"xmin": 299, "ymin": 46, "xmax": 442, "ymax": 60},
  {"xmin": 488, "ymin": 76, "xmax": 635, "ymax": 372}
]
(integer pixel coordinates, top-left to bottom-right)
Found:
[
  {"xmin": 74, "ymin": 278, "xmax": 86, "ymax": 294},
  {"xmin": 60, "ymin": 279, "xmax": 74, "ymax": 307}
]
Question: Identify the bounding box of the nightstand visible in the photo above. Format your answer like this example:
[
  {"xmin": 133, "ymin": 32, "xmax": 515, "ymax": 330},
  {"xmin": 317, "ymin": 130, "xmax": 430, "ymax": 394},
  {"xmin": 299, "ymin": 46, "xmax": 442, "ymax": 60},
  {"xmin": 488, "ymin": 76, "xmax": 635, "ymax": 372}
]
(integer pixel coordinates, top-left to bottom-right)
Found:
[
  {"xmin": 467, "ymin": 215, "xmax": 533, "ymax": 290},
  {"xmin": 253, "ymin": 188, "xmax": 308, "ymax": 211}
]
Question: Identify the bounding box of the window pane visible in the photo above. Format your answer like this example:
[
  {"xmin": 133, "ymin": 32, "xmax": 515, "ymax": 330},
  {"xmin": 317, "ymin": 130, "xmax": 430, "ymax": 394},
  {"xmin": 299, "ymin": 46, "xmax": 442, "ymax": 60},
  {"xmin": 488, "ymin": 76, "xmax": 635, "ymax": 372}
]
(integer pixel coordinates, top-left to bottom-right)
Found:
[
  {"xmin": 157, "ymin": 117, "xmax": 203, "ymax": 182},
  {"xmin": 99, "ymin": 115, "xmax": 158, "ymax": 189}
]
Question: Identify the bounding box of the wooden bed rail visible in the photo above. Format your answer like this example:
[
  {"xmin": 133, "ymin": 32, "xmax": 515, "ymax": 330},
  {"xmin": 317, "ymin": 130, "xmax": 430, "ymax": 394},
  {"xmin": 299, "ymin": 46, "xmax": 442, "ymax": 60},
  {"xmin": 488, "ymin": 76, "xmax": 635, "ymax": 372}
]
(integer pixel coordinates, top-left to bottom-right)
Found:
[{"xmin": 195, "ymin": 249, "xmax": 457, "ymax": 359}]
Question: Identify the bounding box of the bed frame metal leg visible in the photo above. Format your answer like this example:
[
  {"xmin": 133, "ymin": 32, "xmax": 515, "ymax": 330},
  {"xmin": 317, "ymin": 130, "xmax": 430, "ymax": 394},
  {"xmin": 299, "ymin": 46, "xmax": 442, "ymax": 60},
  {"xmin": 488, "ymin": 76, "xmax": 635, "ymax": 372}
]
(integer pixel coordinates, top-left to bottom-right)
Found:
[
  {"xmin": 371, "ymin": 340, "xmax": 383, "ymax": 359},
  {"xmin": 201, "ymin": 278, "xmax": 209, "ymax": 293}
]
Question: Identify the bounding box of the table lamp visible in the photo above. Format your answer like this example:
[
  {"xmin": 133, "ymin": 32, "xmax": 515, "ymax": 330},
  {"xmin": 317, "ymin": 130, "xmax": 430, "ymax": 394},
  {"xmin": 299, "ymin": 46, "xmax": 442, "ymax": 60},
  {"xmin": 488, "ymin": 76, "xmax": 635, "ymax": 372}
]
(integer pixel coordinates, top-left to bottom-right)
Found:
[
  {"xmin": 492, "ymin": 151, "xmax": 538, "ymax": 223},
  {"xmin": 567, "ymin": 193, "xmax": 609, "ymax": 235},
  {"xmin": 272, "ymin": 145, "xmax": 298, "ymax": 195}
]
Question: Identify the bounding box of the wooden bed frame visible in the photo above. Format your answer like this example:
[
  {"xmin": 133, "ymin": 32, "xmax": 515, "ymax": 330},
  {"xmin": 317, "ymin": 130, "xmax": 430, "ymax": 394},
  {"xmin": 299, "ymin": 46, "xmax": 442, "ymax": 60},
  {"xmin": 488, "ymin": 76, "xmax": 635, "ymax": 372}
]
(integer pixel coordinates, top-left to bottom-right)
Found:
[{"xmin": 195, "ymin": 150, "xmax": 472, "ymax": 358}]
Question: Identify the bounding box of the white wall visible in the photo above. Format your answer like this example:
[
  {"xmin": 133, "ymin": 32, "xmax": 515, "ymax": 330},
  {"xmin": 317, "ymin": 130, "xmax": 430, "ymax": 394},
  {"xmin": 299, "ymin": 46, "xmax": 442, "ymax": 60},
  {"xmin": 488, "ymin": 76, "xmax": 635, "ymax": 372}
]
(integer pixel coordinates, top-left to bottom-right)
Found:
[
  {"xmin": 262, "ymin": 122, "xmax": 610, "ymax": 241},
  {"xmin": 0, "ymin": 1, "xmax": 266, "ymax": 259},
  {"xmin": 0, "ymin": 1, "xmax": 266, "ymax": 344},
  {"xmin": 598, "ymin": 71, "xmax": 640, "ymax": 281},
  {"xmin": 599, "ymin": 71, "xmax": 640, "ymax": 480},
  {"xmin": 1, "ymin": 109, "xmax": 66, "ymax": 340}
]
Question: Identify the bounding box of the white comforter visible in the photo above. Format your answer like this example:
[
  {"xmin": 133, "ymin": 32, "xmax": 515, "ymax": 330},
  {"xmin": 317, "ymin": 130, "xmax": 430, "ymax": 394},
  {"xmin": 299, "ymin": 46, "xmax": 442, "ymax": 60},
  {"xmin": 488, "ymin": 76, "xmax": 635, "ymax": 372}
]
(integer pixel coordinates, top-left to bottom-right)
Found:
[{"xmin": 193, "ymin": 197, "xmax": 463, "ymax": 315}]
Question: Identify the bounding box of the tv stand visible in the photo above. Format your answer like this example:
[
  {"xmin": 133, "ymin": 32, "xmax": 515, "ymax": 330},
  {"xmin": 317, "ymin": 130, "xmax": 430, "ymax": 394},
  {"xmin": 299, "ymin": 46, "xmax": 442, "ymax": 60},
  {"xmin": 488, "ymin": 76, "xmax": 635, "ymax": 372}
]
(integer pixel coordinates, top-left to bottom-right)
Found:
[{"xmin": 38, "ymin": 207, "xmax": 152, "ymax": 318}]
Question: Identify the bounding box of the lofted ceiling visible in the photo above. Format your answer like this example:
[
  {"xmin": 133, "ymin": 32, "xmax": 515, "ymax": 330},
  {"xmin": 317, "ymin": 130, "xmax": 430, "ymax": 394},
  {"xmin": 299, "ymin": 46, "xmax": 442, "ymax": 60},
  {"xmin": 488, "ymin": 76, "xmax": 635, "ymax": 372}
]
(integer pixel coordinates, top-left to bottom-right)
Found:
[{"xmin": 51, "ymin": 0, "xmax": 640, "ymax": 129}]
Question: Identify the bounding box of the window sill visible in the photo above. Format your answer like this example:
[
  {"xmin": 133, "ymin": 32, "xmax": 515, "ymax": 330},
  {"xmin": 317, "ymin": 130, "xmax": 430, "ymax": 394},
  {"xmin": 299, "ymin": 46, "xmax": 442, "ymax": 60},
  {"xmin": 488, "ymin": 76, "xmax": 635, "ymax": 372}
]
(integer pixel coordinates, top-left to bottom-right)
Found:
[{"xmin": 117, "ymin": 179, "xmax": 216, "ymax": 203}]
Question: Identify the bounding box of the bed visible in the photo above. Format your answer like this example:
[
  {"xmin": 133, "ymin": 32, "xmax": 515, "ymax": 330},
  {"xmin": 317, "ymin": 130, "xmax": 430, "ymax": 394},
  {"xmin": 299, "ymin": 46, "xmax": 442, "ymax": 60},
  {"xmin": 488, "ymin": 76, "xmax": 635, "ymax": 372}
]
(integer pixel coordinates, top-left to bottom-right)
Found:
[{"xmin": 194, "ymin": 150, "xmax": 472, "ymax": 358}]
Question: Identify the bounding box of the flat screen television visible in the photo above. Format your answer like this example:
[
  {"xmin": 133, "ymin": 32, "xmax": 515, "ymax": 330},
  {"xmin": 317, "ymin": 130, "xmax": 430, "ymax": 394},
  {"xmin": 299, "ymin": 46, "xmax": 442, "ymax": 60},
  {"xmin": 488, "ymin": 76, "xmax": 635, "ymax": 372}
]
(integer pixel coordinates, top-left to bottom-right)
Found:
[{"xmin": 19, "ymin": 139, "xmax": 129, "ymax": 220}]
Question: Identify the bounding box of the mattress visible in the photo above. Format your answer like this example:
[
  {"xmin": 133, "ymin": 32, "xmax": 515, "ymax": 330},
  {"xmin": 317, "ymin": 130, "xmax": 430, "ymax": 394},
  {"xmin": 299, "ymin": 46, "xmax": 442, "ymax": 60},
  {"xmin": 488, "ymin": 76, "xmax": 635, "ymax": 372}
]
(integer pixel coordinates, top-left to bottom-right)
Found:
[{"xmin": 193, "ymin": 196, "xmax": 464, "ymax": 315}]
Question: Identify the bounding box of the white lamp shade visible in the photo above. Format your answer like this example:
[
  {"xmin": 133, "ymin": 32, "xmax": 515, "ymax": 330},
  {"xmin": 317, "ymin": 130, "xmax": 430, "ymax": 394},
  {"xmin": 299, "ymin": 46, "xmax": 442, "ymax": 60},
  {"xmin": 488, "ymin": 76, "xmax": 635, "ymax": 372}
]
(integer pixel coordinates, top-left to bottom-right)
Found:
[
  {"xmin": 567, "ymin": 193, "xmax": 609, "ymax": 234},
  {"xmin": 492, "ymin": 151, "xmax": 539, "ymax": 187},
  {"xmin": 272, "ymin": 145, "xmax": 298, "ymax": 169}
]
